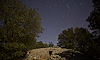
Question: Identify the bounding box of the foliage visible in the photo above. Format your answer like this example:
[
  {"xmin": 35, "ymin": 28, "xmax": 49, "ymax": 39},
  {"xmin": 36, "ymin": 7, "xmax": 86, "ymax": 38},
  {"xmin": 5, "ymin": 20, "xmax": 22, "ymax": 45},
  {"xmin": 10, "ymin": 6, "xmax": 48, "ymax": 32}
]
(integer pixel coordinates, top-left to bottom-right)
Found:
[
  {"xmin": 57, "ymin": 27, "xmax": 92, "ymax": 51},
  {"xmin": 0, "ymin": 43, "xmax": 27, "ymax": 60},
  {"xmin": 57, "ymin": 0, "xmax": 100, "ymax": 59},
  {"xmin": 74, "ymin": 27, "xmax": 92, "ymax": 52},
  {"xmin": 48, "ymin": 42, "xmax": 54, "ymax": 47},
  {"xmin": 0, "ymin": 0, "xmax": 44, "ymax": 59},
  {"xmin": 36, "ymin": 41, "xmax": 46, "ymax": 48},
  {"xmin": 57, "ymin": 27, "xmax": 75, "ymax": 49},
  {"xmin": 86, "ymin": 0, "xmax": 100, "ymax": 36},
  {"xmin": 36, "ymin": 41, "xmax": 54, "ymax": 48},
  {"xmin": 86, "ymin": 0, "xmax": 100, "ymax": 59},
  {"xmin": 0, "ymin": 0, "xmax": 44, "ymax": 46}
]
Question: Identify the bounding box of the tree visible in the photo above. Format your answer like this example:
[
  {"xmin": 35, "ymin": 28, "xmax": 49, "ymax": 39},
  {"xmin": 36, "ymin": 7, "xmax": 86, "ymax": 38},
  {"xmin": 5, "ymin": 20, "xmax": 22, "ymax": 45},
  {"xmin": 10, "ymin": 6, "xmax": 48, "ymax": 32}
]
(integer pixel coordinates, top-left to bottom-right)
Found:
[
  {"xmin": 57, "ymin": 27, "xmax": 76, "ymax": 49},
  {"xmin": 36, "ymin": 41, "xmax": 49, "ymax": 48},
  {"xmin": 48, "ymin": 42, "xmax": 54, "ymax": 47},
  {"xmin": 86, "ymin": 0, "xmax": 100, "ymax": 36},
  {"xmin": 0, "ymin": 43, "xmax": 27, "ymax": 60},
  {"xmin": 43, "ymin": 43, "xmax": 49, "ymax": 48},
  {"xmin": 57, "ymin": 27, "xmax": 92, "ymax": 51},
  {"xmin": 36, "ymin": 41, "xmax": 54, "ymax": 48},
  {"xmin": 36, "ymin": 41, "xmax": 44, "ymax": 48},
  {"xmin": 86, "ymin": 0, "xmax": 100, "ymax": 59},
  {"xmin": 0, "ymin": 0, "xmax": 43, "ymax": 48},
  {"xmin": 0, "ymin": 0, "xmax": 43, "ymax": 59},
  {"xmin": 74, "ymin": 27, "xmax": 92, "ymax": 52}
]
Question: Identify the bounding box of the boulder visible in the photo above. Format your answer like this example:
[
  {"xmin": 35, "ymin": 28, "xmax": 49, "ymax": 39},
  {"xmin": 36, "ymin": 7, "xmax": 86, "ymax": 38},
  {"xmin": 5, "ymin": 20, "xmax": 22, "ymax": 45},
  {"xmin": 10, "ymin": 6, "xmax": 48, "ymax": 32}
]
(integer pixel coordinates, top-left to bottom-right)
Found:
[
  {"xmin": 24, "ymin": 47, "xmax": 86, "ymax": 60},
  {"xmin": 25, "ymin": 48, "xmax": 50, "ymax": 60}
]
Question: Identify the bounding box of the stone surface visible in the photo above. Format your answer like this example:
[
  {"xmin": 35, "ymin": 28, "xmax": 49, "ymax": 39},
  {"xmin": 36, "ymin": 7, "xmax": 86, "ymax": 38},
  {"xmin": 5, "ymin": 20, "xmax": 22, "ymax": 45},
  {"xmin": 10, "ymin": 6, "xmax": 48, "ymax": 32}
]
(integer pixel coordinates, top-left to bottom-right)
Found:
[
  {"xmin": 24, "ymin": 46, "xmax": 86, "ymax": 60},
  {"xmin": 49, "ymin": 55, "xmax": 66, "ymax": 60}
]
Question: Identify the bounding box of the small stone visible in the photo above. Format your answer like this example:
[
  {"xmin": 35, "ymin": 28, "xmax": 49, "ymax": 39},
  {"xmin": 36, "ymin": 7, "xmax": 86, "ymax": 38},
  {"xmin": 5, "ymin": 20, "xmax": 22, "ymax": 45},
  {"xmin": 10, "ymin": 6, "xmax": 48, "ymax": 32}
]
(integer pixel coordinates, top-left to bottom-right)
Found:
[
  {"xmin": 34, "ymin": 57, "xmax": 36, "ymax": 59},
  {"xmin": 73, "ymin": 54, "xmax": 75, "ymax": 56},
  {"xmin": 69, "ymin": 53, "xmax": 72, "ymax": 55}
]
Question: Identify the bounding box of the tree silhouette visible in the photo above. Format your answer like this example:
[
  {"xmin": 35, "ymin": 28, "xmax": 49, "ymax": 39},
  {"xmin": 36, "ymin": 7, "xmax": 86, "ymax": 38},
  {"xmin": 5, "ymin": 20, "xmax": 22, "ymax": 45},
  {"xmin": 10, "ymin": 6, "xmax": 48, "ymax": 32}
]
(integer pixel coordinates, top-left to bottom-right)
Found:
[
  {"xmin": 48, "ymin": 42, "xmax": 54, "ymax": 47},
  {"xmin": 57, "ymin": 27, "xmax": 92, "ymax": 51},
  {"xmin": 57, "ymin": 27, "xmax": 75, "ymax": 49},
  {"xmin": 0, "ymin": 0, "xmax": 43, "ymax": 59},
  {"xmin": 86, "ymin": 0, "xmax": 100, "ymax": 59}
]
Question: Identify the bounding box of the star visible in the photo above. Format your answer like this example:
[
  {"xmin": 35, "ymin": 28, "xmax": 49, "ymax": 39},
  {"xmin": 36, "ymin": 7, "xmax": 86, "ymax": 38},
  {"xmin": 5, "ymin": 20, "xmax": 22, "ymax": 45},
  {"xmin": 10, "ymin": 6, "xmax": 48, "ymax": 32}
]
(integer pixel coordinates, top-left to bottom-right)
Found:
[
  {"xmin": 63, "ymin": 16, "xmax": 65, "ymax": 18},
  {"xmin": 59, "ymin": 0, "xmax": 60, "ymax": 2},
  {"xmin": 47, "ymin": 6, "xmax": 48, "ymax": 7},
  {"xmin": 77, "ymin": 16, "xmax": 79, "ymax": 18},
  {"xmin": 60, "ymin": 5, "xmax": 62, "ymax": 7},
  {"xmin": 80, "ymin": 3, "xmax": 82, "ymax": 5},
  {"xmin": 75, "ymin": 12, "xmax": 76, "ymax": 14},
  {"xmin": 56, "ymin": 21, "xmax": 58, "ymax": 23},
  {"xmin": 49, "ymin": 22, "xmax": 51, "ymax": 23},
  {"xmin": 68, "ymin": 10, "xmax": 70, "ymax": 11},
  {"xmin": 20, "ymin": 0, "xmax": 94, "ymax": 46},
  {"xmin": 66, "ymin": 4, "xmax": 70, "ymax": 9},
  {"xmin": 68, "ymin": 2, "xmax": 69, "ymax": 4},
  {"xmin": 49, "ymin": 18, "xmax": 51, "ymax": 20},
  {"xmin": 62, "ymin": 29, "xmax": 64, "ymax": 30},
  {"xmin": 42, "ymin": 13, "xmax": 44, "ymax": 14},
  {"xmin": 50, "ymin": 5, "xmax": 51, "ymax": 7},
  {"xmin": 74, "ymin": 3, "xmax": 76, "ymax": 4},
  {"xmin": 48, "ymin": 28, "xmax": 51, "ymax": 30},
  {"xmin": 54, "ymin": 4, "xmax": 57, "ymax": 7}
]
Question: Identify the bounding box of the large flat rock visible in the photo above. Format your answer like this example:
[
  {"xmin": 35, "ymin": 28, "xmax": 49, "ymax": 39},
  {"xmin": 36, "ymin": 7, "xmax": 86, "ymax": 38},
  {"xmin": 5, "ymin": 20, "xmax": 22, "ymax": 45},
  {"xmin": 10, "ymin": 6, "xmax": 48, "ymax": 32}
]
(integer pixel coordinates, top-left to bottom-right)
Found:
[{"xmin": 25, "ymin": 46, "xmax": 86, "ymax": 60}]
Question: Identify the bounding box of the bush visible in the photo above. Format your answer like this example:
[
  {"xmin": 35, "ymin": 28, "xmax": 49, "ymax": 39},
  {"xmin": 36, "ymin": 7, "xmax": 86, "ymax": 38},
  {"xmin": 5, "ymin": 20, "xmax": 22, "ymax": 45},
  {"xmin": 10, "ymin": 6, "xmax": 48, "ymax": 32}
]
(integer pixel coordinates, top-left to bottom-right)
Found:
[{"xmin": 0, "ymin": 42, "xmax": 28, "ymax": 60}]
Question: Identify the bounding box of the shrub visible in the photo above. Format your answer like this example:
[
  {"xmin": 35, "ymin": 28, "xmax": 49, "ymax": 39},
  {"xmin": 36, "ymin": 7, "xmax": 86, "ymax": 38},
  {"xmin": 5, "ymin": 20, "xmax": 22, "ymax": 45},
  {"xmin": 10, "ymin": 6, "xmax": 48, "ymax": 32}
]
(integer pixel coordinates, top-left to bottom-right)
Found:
[{"xmin": 0, "ymin": 42, "xmax": 28, "ymax": 60}]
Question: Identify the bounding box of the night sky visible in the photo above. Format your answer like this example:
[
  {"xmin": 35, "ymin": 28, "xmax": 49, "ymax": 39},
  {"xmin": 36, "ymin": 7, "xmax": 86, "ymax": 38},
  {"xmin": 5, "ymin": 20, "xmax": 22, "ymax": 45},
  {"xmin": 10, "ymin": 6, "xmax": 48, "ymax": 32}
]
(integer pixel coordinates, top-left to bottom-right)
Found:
[{"xmin": 20, "ymin": 0, "xmax": 93, "ymax": 46}]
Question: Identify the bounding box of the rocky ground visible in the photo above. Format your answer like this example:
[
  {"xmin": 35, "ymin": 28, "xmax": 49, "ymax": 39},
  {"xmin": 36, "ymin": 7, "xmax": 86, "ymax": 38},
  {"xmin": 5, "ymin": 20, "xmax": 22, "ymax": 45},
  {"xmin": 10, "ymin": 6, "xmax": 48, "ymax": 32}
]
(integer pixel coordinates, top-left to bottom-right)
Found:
[{"xmin": 24, "ymin": 46, "xmax": 86, "ymax": 60}]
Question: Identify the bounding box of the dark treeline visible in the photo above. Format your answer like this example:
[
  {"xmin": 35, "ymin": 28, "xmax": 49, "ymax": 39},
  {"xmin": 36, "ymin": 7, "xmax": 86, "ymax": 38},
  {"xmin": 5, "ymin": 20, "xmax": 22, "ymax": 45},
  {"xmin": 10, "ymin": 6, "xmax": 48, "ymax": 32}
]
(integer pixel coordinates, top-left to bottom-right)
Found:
[
  {"xmin": 36, "ymin": 41, "xmax": 54, "ymax": 48},
  {"xmin": 57, "ymin": 0, "xmax": 100, "ymax": 60}
]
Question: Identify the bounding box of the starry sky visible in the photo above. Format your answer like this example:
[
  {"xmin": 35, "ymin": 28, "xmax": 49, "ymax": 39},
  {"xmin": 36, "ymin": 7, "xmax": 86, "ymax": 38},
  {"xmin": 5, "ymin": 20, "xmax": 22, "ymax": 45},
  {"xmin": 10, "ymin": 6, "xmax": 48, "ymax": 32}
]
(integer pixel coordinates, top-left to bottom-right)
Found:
[{"xmin": 20, "ymin": 0, "xmax": 93, "ymax": 46}]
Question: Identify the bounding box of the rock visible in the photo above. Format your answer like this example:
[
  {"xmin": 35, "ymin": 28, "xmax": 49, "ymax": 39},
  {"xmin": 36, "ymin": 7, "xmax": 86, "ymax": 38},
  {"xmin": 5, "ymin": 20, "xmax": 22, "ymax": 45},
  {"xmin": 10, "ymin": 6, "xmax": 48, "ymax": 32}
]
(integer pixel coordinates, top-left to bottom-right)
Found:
[
  {"xmin": 25, "ymin": 48, "xmax": 50, "ymax": 60},
  {"xmin": 34, "ymin": 57, "xmax": 36, "ymax": 59},
  {"xmin": 24, "ymin": 47, "xmax": 86, "ymax": 60},
  {"xmin": 49, "ymin": 55, "xmax": 66, "ymax": 60}
]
